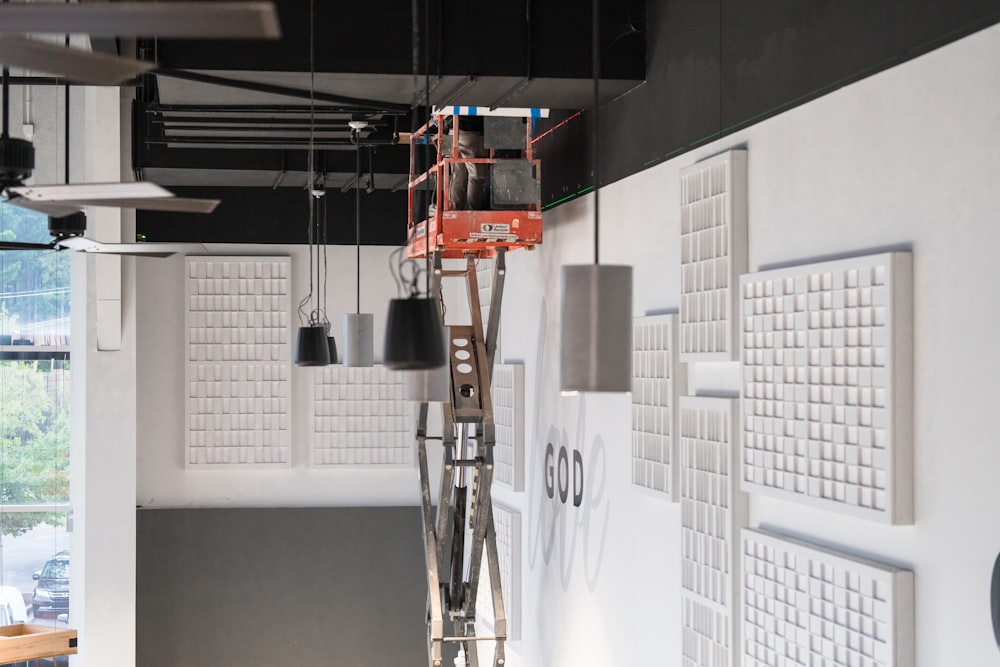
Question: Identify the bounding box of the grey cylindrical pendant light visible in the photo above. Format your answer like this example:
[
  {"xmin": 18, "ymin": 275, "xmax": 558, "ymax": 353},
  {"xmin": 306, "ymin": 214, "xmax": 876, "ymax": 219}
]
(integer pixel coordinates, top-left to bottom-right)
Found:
[
  {"xmin": 992, "ymin": 551, "xmax": 1000, "ymax": 647},
  {"xmin": 404, "ymin": 326, "xmax": 451, "ymax": 402},
  {"xmin": 558, "ymin": 0, "xmax": 632, "ymax": 393},
  {"xmin": 343, "ymin": 139, "xmax": 374, "ymax": 367},
  {"xmin": 560, "ymin": 264, "xmax": 632, "ymax": 392},
  {"xmin": 343, "ymin": 312, "xmax": 374, "ymax": 367}
]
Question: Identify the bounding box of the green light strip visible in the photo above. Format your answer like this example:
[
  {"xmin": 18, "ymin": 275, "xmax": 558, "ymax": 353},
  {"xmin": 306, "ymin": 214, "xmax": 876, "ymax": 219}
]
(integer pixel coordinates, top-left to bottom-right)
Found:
[
  {"xmin": 718, "ymin": 55, "xmax": 899, "ymax": 136},
  {"xmin": 542, "ymin": 185, "xmax": 595, "ymax": 210},
  {"xmin": 908, "ymin": 9, "xmax": 1000, "ymax": 54},
  {"xmin": 543, "ymin": 13, "xmax": 1000, "ymax": 212}
]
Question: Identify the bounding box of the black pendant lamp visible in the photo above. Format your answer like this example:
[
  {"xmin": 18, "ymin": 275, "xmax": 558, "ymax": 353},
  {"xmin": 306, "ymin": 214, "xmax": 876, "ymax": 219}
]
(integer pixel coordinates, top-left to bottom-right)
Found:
[
  {"xmin": 293, "ymin": 0, "xmax": 332, "ymax": 367},
  {"xmin": 384, "ymin": 295, "xmax": 446, "ymax": 370},
  {"xmin": 296, "ymin": 324, "xmax": 330, "ymax": 367}
]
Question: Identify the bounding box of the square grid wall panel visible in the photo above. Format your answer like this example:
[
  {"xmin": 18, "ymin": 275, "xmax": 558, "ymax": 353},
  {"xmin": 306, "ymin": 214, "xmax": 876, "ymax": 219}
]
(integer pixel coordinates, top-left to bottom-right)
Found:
[
  {"xmin": 492, "ymin": 364, "xmax": 525, "ymax": 491},
  {"xmin": 742, "ymin": 529, "xmax": 914, "ymax": 667},
  {"xmin": 679, "ymin": 397, "xmax": 748, "ymax": 667},
  {"xmin": 310, "ymin": 365, "xmax": 413, "ymax": 466},
  {"xmin": 185, "ymin": 256, "xmax": 291, "ymax": 467},
  {"xmin": 632, "ymin": 313, "xmax": 685, "ymax": 499},
  {"xmin": 679, "ymin": 149, "xmax": 748, "ymax": 361},
  {"xmin": 739, "ymin": 252, "xmax": 913, "ymax": 524},
  {"xmin": 475, "ymin": 502, "xmax": 522, "ymax": 640}
]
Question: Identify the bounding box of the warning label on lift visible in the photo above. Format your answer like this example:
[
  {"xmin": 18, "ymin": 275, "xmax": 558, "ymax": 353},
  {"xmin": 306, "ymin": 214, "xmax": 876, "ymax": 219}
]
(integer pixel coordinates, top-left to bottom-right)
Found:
[
  {"xmin": 469, "ymin": 232, "xmax": 519, "ymax": 240},
  {"xmin": 469, "ymin": 223, "xmax": 517, "ymax": 241}
]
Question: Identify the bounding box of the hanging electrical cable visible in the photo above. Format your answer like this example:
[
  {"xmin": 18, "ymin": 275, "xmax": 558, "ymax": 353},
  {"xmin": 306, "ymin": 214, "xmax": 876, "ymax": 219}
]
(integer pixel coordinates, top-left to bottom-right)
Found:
[
  {"xmin": 293, "ymin": 0, "xmax": 331, "ymax": 367},
  {"xmin": 382, "ymin": 0, "xmax": 445, "ymax": 371}
]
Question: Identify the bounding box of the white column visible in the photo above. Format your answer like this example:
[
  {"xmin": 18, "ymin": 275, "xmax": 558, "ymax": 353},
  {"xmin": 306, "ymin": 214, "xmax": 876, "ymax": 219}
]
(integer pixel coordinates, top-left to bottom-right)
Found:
[{"xmin": 69, "ymin": 85, "xmax": 136, "ymax": 667}]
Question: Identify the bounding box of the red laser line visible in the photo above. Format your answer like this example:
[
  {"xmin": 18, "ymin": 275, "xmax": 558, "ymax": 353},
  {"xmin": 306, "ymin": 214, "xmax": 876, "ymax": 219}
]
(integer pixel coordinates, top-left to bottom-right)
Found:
[{"xmin": 531, "ymin": 109, "xmax": 585, "ymax": 144}]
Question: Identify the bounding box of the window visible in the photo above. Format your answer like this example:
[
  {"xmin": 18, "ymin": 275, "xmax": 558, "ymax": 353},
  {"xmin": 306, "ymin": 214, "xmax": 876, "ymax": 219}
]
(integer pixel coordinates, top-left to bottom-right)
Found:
[{"xmin": 0, "ymin": 195, "xmax": 71, "ymax": 626}]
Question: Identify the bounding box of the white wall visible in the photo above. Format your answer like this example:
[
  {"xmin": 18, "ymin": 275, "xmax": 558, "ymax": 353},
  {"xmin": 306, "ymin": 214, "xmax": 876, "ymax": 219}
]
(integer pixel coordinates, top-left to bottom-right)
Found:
[
  {"xmin": 127, "ymin": 23, "xmax": 1000, "ymax": 665},
  {"xmin": 493, "ymin": 23, "xmax": 1000, "ymax": 667},
  {"xmin": 135, "ymin": 243, "xmax": 447, "ymax": 507}
]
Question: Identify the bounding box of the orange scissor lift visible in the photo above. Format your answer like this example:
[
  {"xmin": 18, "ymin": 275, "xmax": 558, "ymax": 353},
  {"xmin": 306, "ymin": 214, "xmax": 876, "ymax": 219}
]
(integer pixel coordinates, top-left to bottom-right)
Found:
[
  {"xmin": 407, "ymin": 108, "xmax": 546, "ymax": 667},
  {"xmin": 406, "ymin": 109, "xmax": 543, "ymax": 259}
]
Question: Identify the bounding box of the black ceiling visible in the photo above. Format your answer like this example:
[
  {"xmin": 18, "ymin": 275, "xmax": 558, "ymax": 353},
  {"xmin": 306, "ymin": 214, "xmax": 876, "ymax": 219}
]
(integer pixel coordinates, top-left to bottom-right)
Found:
[{"xmin": 135, "ymin": 0, "xmax": 1000, "ymax": 245}]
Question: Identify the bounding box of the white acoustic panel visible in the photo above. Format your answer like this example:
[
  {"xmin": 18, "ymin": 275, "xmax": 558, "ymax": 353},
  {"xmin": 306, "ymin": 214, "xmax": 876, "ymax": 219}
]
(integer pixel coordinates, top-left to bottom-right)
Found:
[
  {"xmin": 492, "ymin": 364, "xmax": 525, "ymax": 491},
  {"xmin": 683, "ymin": 595, "xmax": 731, "ymax": 667},
  {"xmin": 310, "ymin": 365, "xmax": 413, "ymax": 466},
  {"xmin": 185, "ymin": 256, "xmax": 291, "ymax": 467},
  {"xmin": 739, "ymin": 252, "xmax": 913, "ymax": 524},
  {"xmin": 477, "ymin": 256, "xmax": 494, "ymax": 332},
  {"xmin": 679, "ymin": 150, "xmax": 748, "ymax": 361},
  {"xmin": 680, "ymin": 396, "xmax": 748, "ymax": 667},
  {"xmin": 632, "ymin": 314, "xmax": 685, "ymax": 499},
  {"xmin": 741, "ymin": 528, "xmax": 914, "ymax": 667},
  {"xmin": 475, "ymin": 502, "xmax": 521, "ymax": 641}
]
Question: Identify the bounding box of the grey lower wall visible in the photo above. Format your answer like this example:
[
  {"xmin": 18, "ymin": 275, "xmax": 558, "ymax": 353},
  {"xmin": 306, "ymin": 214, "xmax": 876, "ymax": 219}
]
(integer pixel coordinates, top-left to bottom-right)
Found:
[{"xmin": 137, "ymin": 507, "xmax": 427, "ymax": 667}]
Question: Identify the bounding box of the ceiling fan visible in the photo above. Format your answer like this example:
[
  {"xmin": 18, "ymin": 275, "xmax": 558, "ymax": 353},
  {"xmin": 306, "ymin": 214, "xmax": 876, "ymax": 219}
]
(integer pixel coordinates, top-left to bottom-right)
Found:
[
  {"xmin": 0, "ymin": 1, "xmax": 282, "ymax": 255},
  {"xmin": 0, "ymin": 63, "xmax": 218, "ymax": 253},
  {"xmin": 0, "ymin": 209, "xmax": 203, "ymax": 257},
  {"xmin": 0, "ymin": 1, "xmax": 281, "ymax": 86}
]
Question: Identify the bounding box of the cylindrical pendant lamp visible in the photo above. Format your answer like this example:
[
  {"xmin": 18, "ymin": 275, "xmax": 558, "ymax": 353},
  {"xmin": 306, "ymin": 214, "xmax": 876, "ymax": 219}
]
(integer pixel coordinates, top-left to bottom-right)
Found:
[
  {"xmin": 558, "ymin": 0, "xmax": 632, "ymax": 393},
  {"xmin": 343, "ymin": 312, "xmax": 374, "ymax": 367},
  {"xmin": 295, "ymin": 324, "xmax": 331, "ymax": 367},
  {"xmin": 992, "ymin": 551, "xmax": 1000, "ymax": 647},
  {"xmin": 384, "ymin": 297, "xmax": 447, "ymax": 370},
  {"xmin": 560, "ymin": 264, "xmax": 632, "ymax": 392}
]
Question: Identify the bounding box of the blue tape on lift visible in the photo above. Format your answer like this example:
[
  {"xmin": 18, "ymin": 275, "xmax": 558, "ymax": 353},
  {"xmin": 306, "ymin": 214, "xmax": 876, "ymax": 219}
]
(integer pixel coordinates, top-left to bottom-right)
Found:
[
  {"xmin": 530, "ymin": 108, "xmax": 541, "ymax": 119},
  {"xmin": 469, "ymin": 106, "xmax": 479, "ymax": 116}
]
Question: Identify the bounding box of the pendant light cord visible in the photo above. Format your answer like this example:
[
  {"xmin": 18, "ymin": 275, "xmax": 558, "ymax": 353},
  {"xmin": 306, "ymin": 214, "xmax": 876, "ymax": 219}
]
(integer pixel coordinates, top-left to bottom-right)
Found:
[
  {"xmin": 1, "ymin": 66, "xmax": 8, "ymax": 137},
  {"xmin": 423, "ymin": 0, "xmax": 431, "ymax": 297},
  {"xmin": 0, "ymin": 0, "xmax": 6, "ymax": 137},
  {"xmin": 592, "ymin": 0, "xmax": 600, "ymax": 266},
  {"xmin": 355, "ymin": 142, "xmax": 361, "ymax": 314}
]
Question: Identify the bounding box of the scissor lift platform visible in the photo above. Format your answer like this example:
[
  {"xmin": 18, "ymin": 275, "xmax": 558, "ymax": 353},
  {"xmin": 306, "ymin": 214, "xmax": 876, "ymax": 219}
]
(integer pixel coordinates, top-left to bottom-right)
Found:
[{"xmin": 407, "ymin": 108, "xmax": 545, "ymax": 260}]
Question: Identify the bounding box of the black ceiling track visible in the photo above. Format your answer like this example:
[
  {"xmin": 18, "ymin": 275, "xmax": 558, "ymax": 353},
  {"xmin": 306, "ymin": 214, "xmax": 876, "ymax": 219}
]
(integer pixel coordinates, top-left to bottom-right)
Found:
[{"xmin": 135, "ymin": 0, "xmax": 999, "ymax": 244}]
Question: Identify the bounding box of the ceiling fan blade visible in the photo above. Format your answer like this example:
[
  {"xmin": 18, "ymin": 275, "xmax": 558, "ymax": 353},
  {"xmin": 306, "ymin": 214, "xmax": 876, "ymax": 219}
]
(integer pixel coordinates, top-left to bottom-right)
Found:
[
  {"xmin": 72, "ymin": 197, "xmax": 221, "ymax": 214},
  {"xmin": 8, "ymin": 182, "xmax": 172, "ymax": 202},
  {"xmin": 57, "ymin": 236, "xmax": 206, "ymax": 258},
  {"xmin": 0, "ymin": 240, "xmax": 57, "ymax": 251},
  {"xmin": 0, "ymin": 2, "xmax": 281, "ymax": 39},
  {"xmin": 4, "ymin": 197, "xmax": 82, "ymax": 218},
  {"xmin": 0, "ymin": 35, "xmax": 153, "ymax": 85}
]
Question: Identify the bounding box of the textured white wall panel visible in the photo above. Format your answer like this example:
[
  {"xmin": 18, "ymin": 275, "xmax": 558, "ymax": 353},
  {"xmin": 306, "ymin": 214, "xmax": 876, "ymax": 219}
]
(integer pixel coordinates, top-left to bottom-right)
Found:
[
  {"xmin": 493, "ymin": 364, "xmax": 525, "ymax": 490},
  {"xmin": 476, "ymin": 502, "xmax": 522, "ymax": 641},
  {"xmin": 310, "ymin": 365, "xmax": 412, "ymax": 466},
  {"xmin": 679, "ymin": 150, "xmax": 748, "ymax": 361},
  {"xmin": 632, "ymin": 313, "xmax": 685, "ymax": 498},
  {"xmin": 680, "ymin": 397, "xmax": 748, "ymax": 667},
  {"xmin": 185, "ymin": 257, "xmax": 291, "ymax": 467},
  {"xmin": 739, "ymin": 252, "xmax": 913, "ymax": 523},
  {"xmin": 741, "ymin": 528, "xmax": 914, "ymax": 667}
]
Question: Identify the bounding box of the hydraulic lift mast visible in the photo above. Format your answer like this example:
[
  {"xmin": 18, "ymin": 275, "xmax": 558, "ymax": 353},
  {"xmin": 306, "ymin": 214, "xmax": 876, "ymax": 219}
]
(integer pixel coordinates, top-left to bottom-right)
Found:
[{"xmin": 407, "ymin": 107, "xmax": 544, "ymax": 667}]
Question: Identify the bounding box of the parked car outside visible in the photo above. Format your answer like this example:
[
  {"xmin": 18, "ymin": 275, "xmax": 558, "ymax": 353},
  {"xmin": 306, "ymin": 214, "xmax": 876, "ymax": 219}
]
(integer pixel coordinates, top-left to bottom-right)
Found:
[{"xmin": 31, "ymin": 551, "xmax": 69, "ymax": 617}]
